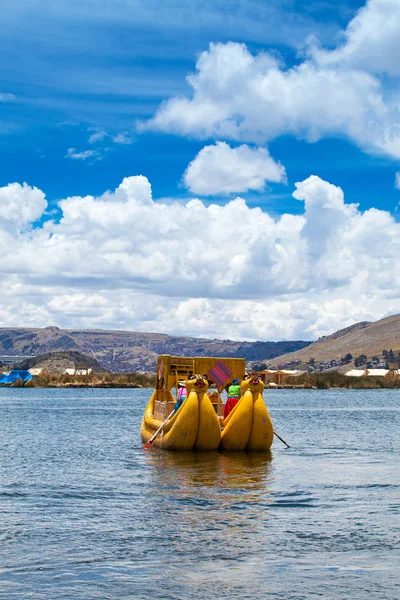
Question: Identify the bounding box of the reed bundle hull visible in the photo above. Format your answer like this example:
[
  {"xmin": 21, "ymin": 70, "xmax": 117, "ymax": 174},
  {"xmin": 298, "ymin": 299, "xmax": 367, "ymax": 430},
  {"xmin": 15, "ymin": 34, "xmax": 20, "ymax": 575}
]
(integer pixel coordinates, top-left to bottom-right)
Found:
[
  {"xmin": 141, "ymin": 390, "xmax": 199, "ymax": 450},
  {"xmin": 247, "ymin": 392, "xmax": 274, "ymax": 451},
  {"xmin": 220, "ymin": 390, "xmax": 254, "ymax": 450},
  {"xmin": 141, "ymin": 377, "xmax": 273, "ymax": 452},
  {"xmin": 195, "ymin": 392, "xmax": 221, "ymax": 450}
]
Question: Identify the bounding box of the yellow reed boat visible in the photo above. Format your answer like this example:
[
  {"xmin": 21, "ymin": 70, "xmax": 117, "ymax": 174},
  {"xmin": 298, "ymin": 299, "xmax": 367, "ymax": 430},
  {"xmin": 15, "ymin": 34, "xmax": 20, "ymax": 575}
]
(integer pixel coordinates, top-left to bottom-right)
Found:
[{"xmin": 140, "ymin": 355, "xmax": 274, "ymax": 451}]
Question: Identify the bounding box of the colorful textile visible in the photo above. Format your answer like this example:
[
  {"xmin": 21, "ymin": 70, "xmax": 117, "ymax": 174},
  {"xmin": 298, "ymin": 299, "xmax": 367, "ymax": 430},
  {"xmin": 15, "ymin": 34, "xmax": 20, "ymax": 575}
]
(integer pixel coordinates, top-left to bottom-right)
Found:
[
  {"xmin": 174, "ymin": 396, "xmax": 185, "ymax": 414},
  {"xmin": 224, "ymin": 397, "xmax": 240, "ymax": 419},
  {"xmin": 177, "ymin": 386, "xmax": 187, "ymax": 400},
  {"xmin": 227, "ymin": 384, "xmax": 241, "ymax": 398},
  {"xmin": 207, "ymin": 361, "xmax": 232, "ymax": 387}
]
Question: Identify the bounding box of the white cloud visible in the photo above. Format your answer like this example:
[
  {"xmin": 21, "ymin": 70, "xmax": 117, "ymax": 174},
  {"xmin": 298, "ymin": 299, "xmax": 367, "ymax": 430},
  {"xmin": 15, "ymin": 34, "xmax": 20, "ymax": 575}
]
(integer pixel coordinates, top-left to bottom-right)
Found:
[
  {"xmin": 312, "ymin": 0, "xmax": 400, "ymax": 77},
  {"xmin": 144, "ymin": 22, "xmax": 400, "ymax": 159},
  {"xmin": 112, "ymin": 132, "xmax": 134, "ymax": 145},
  {"xmin": 87, "ymin": 129, "xmax": 134, "ymax": 146},
  {"xmin": 0, "ymin": 174, "xmax": 400, "ymax": 339},
  {"xmin": 183, "ymin": 142, "xmax": 286, "ymax": 195},
  {"xmin": 0, "ymin": 92, "xmax": 16, "ymax": 102},
  {"xmin": 0, "ymin": 182, "xmax": 47, "ymax": 232},
  {"xmin": 88, "ymin": 129, "xmax": 107, "ymax": 144},
  {"xmin": 65, "ymin": 148, "xmax": 101, "ymax": 161}
]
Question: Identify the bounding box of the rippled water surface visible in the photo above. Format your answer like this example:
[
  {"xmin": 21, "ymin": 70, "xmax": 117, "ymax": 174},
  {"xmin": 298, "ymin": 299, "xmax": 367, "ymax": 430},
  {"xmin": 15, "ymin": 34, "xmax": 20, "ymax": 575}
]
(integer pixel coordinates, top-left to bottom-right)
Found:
[{"xmin": 0, "ymin": 388, "xmax": 399, "ymax": 599}]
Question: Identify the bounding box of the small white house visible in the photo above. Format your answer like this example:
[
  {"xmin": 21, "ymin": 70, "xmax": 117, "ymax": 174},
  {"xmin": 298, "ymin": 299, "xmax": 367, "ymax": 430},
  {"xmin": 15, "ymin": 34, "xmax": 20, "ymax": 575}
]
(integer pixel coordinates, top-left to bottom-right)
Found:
[
  {"xmin": 76, "ymin": 369, "xmax": 92, "ymax": 376},
  {"xmin": 281, "ymin": 369, "xmax": 307, "ymax": 377},
  {"xmin": 64, "ymin": 368, "xmax": 93, "ymax": 376},
  {"xmin": 366, "ymin": 369, "xmax": 389, "ymax": 377},
  {"xmin": 345, "ymin": 369, "xmax": 366, "ymax": 377},
  {"xmin": 28, "ymin": 368, "xmax": 43, "ymax": 376},
  {"xmin": 346, "ymin": 368, "xmax": 394, "ymax": 378}
]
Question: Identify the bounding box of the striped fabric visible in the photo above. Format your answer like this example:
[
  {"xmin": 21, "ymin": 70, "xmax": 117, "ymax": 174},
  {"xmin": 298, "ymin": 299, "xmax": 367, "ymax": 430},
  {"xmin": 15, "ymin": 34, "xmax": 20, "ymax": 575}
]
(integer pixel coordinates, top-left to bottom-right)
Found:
[{"xmin": 207, "ymin": 361, "xmax": 232, "ymax": 386}]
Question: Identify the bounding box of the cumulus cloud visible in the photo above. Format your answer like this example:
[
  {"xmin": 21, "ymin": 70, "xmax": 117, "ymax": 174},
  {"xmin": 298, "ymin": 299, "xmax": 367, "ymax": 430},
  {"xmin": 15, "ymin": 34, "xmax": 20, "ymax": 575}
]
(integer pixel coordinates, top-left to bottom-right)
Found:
[
  {"xmin": 144, "ymin": 1, "xmax": 400, "ymax": 159},
  {"xmin": 183, "ymin": 142, "xmax": 286, "ymax": 195},
  {"xmin": 0, "ymin": 182, "xmax": 47, "ymax": 232},
  {"xmin": 0, "ymin": 174, "xmax": 399, "ymax": 339},
  {"xmin": 312, "ymin": 0, "xmax": 400, "ymax": 76}
]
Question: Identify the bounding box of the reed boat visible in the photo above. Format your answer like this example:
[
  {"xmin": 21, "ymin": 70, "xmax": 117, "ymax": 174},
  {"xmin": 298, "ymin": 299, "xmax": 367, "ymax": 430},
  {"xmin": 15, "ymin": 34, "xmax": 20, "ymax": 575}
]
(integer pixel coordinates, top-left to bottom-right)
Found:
[{"xmin": 140, "ymin": 355, "xmax": 274, "ymax": 451}]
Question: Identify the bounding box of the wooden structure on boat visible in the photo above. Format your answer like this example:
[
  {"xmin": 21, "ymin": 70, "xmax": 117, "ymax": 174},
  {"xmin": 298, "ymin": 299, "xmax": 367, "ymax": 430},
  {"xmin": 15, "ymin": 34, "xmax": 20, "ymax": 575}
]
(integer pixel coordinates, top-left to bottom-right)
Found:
[
  {"xmin": 153, "ymin": 355, "xmax": 245, "ymax": 419},
  {"xmin": 140, "ymin": 355, "xmax": 274, "ymax": 452}
]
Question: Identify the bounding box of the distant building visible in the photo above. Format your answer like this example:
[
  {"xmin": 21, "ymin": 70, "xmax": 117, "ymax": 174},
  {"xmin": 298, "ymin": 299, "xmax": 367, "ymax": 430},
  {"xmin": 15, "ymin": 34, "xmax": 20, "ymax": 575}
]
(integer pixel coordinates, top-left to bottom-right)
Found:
[
  {"xmin": 345, "ymin": 368, "xmax": 390, "ymax": 377},
  {"xmin": 259, "ymin": 369, "xmax": 306, "ymax": 385},
  {"xmin": 366, "ymin": 369, "xmax": 389, "ymax": 377},
  {"xmin": 345, "ymin": 369, "xmax": 366, "ymax": 377},
  {"xmin": 28, "ymin": 368, "xmax": 44, "ymax": 376},
  {"xmin": 0, "ymin": 355, "xmax": 34, "ymax": 365},
  {"xmin": 64, "ymin": 368, "xmax": 93, "ymax": 376}
]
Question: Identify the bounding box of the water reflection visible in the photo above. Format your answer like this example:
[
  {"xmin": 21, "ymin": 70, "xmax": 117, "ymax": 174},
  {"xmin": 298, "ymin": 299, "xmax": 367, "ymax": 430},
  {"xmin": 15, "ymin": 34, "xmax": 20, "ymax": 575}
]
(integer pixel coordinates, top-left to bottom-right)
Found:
[
  {"xmin": 142, "ymin": 451, "xmax": 275, "ymax": 596},
  {"xmin": 144, "ymin": 451, "xmax": 274, "ymax": 531},
  {"xmin": 145, "ymin": 450, "xmax": 273, "ymax": 493}
]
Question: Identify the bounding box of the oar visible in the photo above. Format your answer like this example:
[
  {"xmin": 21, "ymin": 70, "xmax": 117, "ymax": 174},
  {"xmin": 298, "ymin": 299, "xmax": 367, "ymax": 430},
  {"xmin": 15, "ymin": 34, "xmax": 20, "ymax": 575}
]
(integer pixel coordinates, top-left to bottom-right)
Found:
[
  {"xmin": 274, "ymin": 431, "xmax": 290, "ymax": 448},
  {"xmin": 142, "ymin": 410, "xmax": 175, "ymax": 450}
]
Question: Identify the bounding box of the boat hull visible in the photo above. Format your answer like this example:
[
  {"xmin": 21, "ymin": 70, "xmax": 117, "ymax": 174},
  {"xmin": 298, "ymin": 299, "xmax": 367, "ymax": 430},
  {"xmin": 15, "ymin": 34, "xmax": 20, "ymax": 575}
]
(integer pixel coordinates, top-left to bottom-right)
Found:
[
  {"xmin": 246, "ymin": 392, "xmax": 274, "ymax": 451},
  {"xmin": 220, "ymin": 390, "xmax": 254, "ymax": 451},
  {"xmin": 195, "ymin": 392, "xmax": 221, "ymax": 450},
  {"xmin": 141, "ymin": 379, "xmax": 274, "ymax": 452},
  {"xmin": 141, "ymin": 390, "xmax": 199, "ymax": 450}
]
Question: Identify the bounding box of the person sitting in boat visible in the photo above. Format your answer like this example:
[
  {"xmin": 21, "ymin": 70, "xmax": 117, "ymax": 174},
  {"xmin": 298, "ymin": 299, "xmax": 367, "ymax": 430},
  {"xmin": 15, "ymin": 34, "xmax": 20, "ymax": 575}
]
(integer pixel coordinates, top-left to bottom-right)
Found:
[
  {"xmin": 224, "ymin": 378, "xmax": 241, "ymax": 419},
  {"xmin": 174, "ymin": 381, "xmax": 187, "ymax": 413}
]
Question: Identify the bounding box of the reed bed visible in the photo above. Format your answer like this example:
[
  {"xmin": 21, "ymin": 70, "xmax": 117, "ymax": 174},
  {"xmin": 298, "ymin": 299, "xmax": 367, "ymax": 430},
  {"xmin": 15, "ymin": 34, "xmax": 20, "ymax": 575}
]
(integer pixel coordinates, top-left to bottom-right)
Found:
[
  {"xmin": 285, "ymin": 371, "xmax": 400, "ymax": 389},
  {"xmin": 33, "ymin": 371, "xmax": 156, "ymax": 388}
]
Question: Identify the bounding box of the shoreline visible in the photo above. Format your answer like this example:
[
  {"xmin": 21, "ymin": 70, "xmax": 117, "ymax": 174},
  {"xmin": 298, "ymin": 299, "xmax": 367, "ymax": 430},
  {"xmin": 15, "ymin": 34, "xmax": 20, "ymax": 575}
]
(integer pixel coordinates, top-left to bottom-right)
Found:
[{"xmin": 11, "ymin": 383, "xmax": 398, "ymax": 390}]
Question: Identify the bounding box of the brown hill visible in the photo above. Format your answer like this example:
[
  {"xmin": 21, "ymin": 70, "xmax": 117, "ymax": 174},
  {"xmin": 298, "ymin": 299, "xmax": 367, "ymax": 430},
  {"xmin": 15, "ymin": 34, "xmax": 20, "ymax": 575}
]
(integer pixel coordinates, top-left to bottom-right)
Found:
[
  {"xmin": 271, "ymin": 314, "xmax": 400, "ymax": 366},
  {"xmin": 0, "ymin": 326, "xmax": 310, "ymax": 373},
  {"xmin": 14, "ymin": 351, "xmax": 106, "ymax": 375}
]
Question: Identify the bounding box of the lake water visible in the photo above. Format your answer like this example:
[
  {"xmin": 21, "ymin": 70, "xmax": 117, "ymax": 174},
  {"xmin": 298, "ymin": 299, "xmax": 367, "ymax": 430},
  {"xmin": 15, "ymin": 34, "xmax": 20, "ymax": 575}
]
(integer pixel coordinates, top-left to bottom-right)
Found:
[{"xmin": 0, "ymin": 388, "xmax": 399, "ymax": 599}]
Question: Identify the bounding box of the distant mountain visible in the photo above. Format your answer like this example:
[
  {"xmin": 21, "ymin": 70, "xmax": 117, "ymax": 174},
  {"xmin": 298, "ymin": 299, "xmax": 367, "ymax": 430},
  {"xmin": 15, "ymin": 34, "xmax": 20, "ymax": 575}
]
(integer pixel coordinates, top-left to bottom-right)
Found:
[
  {"xmin": 271, "ymin": 314, "xmax": 400, "ymax": 366},
  {"xmin": 0, "ymin": 326, "xmax": 311, "ymax": 373},
  {"xmin": 13, "ymin": 351, "xmax": 105, "ymax": 375}
]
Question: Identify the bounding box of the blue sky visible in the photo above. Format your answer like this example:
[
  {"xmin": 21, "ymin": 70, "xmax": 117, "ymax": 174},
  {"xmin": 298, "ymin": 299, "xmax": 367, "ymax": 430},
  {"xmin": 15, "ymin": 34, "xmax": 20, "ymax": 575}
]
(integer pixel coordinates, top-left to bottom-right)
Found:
[
  {"xmin": 2, "ymin": 0, "xmax": 391, "ymax": 211},
  {"xmin": 1, "ymin": 0, "xmax": 400, "ymax": 340}
]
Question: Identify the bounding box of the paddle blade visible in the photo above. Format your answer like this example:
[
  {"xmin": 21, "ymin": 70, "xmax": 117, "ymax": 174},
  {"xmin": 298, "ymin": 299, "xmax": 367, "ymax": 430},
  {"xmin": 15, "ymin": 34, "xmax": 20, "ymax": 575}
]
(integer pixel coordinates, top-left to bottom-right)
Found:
[{"xmin": 142, "ymin": 440, "xmax": 152, "ymax": 450}]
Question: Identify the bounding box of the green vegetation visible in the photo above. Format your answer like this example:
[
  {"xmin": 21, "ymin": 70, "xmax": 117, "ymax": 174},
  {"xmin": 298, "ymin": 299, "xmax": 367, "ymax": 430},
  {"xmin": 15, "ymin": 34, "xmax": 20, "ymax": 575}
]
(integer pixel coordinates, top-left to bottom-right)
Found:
[
  {"xmin": 341, "ymin": 353, "xmax": 353, "ymax": 363},
  {"xmin": 253, "ymin": 362, "xmax": 268, "ymax": 371},
  {"xmin": 354, "ymin": 354, "xmax": 367, "ymax": 367},
  {"xmin": 285, "ymin": 370, "xmax": 400, "ymax": 389},
  {"xmin": 33, "ymin": 371, "xmax": 156, "ymax": 388}
]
